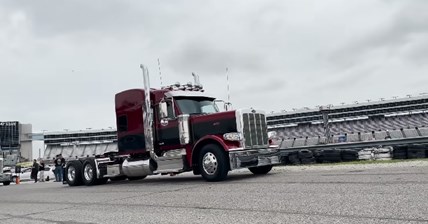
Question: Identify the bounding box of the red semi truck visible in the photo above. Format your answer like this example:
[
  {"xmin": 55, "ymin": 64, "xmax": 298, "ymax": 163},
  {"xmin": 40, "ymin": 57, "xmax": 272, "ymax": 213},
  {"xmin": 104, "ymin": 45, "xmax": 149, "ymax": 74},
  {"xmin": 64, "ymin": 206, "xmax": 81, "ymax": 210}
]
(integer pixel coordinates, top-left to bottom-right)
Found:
[{"xmin": 65, "ymin": 65, "xmax": 280, "ymax": 186}]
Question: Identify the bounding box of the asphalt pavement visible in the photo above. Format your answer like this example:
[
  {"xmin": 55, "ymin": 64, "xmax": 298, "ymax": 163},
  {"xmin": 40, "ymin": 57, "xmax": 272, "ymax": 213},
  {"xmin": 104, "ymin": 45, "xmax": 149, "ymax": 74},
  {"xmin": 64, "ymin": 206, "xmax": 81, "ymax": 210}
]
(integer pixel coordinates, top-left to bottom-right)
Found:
[{"xmin": 0, "ymin": 161, "xmax": 427, "ymax": 224}]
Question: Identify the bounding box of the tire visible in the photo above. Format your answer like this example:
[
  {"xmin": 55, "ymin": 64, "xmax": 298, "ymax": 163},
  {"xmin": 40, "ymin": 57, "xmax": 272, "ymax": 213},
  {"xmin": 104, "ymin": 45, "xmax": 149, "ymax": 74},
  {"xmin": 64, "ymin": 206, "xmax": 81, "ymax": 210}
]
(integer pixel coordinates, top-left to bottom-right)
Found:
[
  {"xmin": 82, "ymin": 158, "xmax": 98, "ymax": 186},
  {"xmin": 298, "ymin": 150, "xmax": 313, "ymax": 159},
  {"xmin": 286, "ymin": 152, "xmax": 301, "ymax": 165},
  {"xmin": 199, "ymin": 144, "xmax": 229, "ymax": 182},
  {"xmin": 407, "ymin": 149, "xmax": 425, "ymax": 159},
  {"xmin": 3, "ymin": 181, "xmax": 11, "ymax": 186},
  {"xmin": 127, "ymin": 176, "xmax": 147, "ymax": 181},
  {"xmin": 11, "ymin": 177, "xmax": 16, "ymax": 183},
  {"xmin": 66, "ymin": 160, "xmax": 83, "ymax": 186},
  {"xmin": 300, "ymin": 158, "xmax": 316, "ymax": 164},
  {"xmin": 393, "ymin": 153, "xmax": 407, "ymax": 159},
  {"xmin": 248, "ymin": 165, "xmax": 273, "ymax": 175}
]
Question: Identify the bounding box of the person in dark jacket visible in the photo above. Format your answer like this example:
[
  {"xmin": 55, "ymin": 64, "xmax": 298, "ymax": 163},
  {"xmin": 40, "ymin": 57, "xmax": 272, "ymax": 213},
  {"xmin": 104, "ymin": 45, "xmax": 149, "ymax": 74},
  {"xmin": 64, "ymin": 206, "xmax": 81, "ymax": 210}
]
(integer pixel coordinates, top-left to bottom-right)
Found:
[
  {"xmin": 39, "ymin": 160, "xmax": 45, "ymax": 182},
  {"xmin": 31, "ymin": 159, "xmax": 39, "ymax": 183},
  {"xmin": 61, "ymin": 155, "xmax": 66, "ymax": 184},
  {"xmin": 54, "ymin": 155, "xmax": 62, "ymax": 182}
]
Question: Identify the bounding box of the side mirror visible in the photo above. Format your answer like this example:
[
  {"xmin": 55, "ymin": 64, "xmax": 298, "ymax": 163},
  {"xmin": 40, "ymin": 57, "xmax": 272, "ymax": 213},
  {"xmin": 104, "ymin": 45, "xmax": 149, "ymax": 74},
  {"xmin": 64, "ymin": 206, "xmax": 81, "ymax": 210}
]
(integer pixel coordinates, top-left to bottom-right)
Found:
[
  {"xmin": 214, "ymin": 100, "xmax": 232, "ymax": 112},
  {"xmin": 225, "ymin": 102, "xmax": 232, "ymax": 111},
  {"xmin": 159, "ymin": 101, "xmax": 168, "ymax": 119}
]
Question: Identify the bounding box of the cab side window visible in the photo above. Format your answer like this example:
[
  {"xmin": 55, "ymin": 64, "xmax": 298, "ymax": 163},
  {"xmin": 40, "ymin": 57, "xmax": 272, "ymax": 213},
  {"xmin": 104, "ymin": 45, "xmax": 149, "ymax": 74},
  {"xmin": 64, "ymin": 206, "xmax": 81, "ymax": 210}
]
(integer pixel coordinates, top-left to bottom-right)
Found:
[
  {"xmin": 117, "ymin": 115, "xmax": 128, "ymax": 132},
  {"xmin": 158, "ymin": 100, "xmax": 175, "ymax": 120},
  {"xmin": 166, "ymin": 101, "xmax": 175, "ymax": 119}
]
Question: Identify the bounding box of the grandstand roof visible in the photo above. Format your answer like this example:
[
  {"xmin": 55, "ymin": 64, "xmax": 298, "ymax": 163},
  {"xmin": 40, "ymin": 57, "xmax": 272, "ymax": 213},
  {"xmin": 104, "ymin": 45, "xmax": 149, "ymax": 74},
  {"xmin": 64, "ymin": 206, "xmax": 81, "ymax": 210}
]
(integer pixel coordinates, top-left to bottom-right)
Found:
[{"xmin": 269, "ymin": 94, "xmax": 428, "ymax": 117}]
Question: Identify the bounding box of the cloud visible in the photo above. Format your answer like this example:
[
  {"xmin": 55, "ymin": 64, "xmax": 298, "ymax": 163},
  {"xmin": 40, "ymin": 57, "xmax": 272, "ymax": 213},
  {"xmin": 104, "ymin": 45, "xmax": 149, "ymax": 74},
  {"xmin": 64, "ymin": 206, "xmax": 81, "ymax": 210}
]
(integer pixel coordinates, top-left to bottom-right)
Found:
[{"xmin": 0, "ymin": 0, "xmax": 428, "ymax": 137}]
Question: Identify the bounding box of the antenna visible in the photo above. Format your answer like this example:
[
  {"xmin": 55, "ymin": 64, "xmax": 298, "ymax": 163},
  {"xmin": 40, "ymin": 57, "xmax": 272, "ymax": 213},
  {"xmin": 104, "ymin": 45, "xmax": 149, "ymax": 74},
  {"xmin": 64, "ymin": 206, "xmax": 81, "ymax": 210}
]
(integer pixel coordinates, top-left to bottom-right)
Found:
[
  {"xmin": 157, "ymin": 58, "xmax": 163, "ymax": 87},
  {"xmin": 226, "ymin": 67, "xmax": 230, "ymax": 103},
  {"xmin": 192, "ymin": 73, "xmax": 201, "ymax": 86}
]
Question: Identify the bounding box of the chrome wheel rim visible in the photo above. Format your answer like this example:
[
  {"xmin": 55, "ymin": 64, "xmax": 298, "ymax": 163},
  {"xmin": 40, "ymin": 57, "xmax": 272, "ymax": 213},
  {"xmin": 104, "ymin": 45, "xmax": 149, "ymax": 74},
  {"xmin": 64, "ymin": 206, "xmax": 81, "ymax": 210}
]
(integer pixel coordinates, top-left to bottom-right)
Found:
[
  {"xmin": 202, "ymin": 152, "xmax": 218, "ymax": 175},
  {"xmin": 84, "ymin": 164, "xmax": 93, "ymax": 181},
  {"xmin": 67, "ymin": 166, "xmax": 76, "ymax": 182}
]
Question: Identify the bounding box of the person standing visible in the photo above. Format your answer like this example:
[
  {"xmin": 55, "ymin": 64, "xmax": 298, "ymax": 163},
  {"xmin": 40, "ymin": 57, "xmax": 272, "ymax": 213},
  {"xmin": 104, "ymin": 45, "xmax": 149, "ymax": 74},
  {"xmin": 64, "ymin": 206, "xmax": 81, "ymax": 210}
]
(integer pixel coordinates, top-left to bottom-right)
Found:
[
  {"xmin": 61, "ymin": 155, "xmax": 67, "ymax": 184},
  {"xmin": 31, "ymin": 159, "xmax": 39, "ymax": 183},
  {"xmin": 54, "ymin": 155, "xmax": 62, "ymax": 182},
  {"xmin": 39, "ymin": 160, "xmax": 45, "ymax": 182}
]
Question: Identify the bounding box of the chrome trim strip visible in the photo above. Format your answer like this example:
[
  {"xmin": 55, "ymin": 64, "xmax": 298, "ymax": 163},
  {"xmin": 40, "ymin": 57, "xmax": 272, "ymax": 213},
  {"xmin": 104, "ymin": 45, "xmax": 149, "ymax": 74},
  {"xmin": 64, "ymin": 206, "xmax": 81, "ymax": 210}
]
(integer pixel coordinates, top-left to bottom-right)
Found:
[{"xmin": 178, "ymin": 115, "xmax": 190, "ymax": 145}]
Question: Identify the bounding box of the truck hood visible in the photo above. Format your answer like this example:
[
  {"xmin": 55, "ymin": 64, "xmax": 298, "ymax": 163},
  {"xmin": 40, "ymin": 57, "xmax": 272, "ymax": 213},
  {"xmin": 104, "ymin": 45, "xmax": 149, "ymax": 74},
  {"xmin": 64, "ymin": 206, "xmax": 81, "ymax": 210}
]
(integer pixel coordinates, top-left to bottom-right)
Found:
[{"xmin": 189, "ymin": 110, "xmax": 237, "ymax": 141}]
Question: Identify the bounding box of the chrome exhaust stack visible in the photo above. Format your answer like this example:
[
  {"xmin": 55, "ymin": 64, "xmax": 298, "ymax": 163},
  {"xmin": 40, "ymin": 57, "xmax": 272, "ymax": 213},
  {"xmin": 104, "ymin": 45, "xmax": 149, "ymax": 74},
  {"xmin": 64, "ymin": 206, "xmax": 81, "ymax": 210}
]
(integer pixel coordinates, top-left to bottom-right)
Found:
[
  {"xmin": 140, "ymin": 64, "xmax": 156, "ymax": 161},
  {"xmin": 121, "ymin": 65, "xmax": 157, "ymax": 177}
]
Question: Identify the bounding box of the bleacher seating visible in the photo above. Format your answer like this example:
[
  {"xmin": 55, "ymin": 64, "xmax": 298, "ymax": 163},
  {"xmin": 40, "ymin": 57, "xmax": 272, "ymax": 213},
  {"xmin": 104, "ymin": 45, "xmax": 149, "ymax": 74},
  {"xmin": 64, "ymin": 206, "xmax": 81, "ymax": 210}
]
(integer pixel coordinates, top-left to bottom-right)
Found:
[
  {"xmin": 374, "ymin": 131, "xmax": 388, "ymax": 140},
  {"xmin": 347, "ymin": 133, "xmax": 360, "ymax": 142},
  {"xmin": 306, "ymin": 137, "xmax": 319, "ymax": 146},
  {"xmin": 402, "ymin": 128, "xmax": 420, "ymax": 138},
  {"xmin": 293, "ymin": 138, "xmax": 306, "ymax": 147},
  {"xmin": 388, "ymin": 130, "xmax": 404, "ymax": 139},
  {"xmin": 267, "ymin": 96, "xmax": 428, "ymax": 149},
  {"xmin": 360, "ymin": 132, "xmax": 374, "ymax": 141},
  {"xmin": 271, "ymin": 113, "xmax": 428, "ymax": 139},
  {"xmin": 280, "ymin": 139, "xmax": 294, "ymax": 148},
  {"xmin": 418, "ymin": 127, "xmax": 428, "ymax": 136}
]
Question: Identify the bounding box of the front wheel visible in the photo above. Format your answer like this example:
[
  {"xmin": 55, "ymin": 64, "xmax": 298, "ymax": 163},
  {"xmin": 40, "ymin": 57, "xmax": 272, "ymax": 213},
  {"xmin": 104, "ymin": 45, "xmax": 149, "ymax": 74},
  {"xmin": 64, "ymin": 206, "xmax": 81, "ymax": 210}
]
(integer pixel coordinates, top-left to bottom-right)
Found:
[
  {"xmin": 199, "ymin": 144, "xmax": 229, "ymax": 182},
  {"xmin": 3, "ymin": 181, "xmax": 11, "ymax": 186},
  {"xmin": 248, "ymin": 165, "xmax": 273, "ymax": 175}
]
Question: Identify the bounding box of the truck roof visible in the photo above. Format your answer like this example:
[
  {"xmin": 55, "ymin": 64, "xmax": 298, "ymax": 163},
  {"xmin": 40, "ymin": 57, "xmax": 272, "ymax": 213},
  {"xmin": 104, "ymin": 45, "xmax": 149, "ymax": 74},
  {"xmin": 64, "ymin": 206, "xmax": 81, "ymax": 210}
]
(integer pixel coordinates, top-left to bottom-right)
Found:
[{"xmin": 164, "ymin": 90, "xmax": 214, "ymax": 99}]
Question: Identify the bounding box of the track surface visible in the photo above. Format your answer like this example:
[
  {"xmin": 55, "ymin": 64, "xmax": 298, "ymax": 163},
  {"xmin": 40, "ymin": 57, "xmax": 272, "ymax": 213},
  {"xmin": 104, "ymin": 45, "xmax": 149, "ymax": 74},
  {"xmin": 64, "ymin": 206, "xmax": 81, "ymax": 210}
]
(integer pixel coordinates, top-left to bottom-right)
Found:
[{"xmin": 0, "ymin": 162, "xmax": 427, "ymax": 224}]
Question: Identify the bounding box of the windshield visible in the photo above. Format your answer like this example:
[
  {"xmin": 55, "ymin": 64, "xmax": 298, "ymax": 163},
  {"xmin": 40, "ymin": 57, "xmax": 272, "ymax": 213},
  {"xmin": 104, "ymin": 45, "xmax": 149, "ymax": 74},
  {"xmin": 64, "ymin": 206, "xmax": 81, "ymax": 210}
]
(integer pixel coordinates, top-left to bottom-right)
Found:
[{"xmin": 175, "ymin": 97, "xmax": 219, "ymax": 115}]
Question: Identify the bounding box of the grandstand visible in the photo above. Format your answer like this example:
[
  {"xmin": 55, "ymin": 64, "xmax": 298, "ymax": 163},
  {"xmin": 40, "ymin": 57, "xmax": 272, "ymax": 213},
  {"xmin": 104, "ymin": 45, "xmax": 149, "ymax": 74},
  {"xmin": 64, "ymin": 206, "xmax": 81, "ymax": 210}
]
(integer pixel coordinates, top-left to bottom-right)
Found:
[
  {"xmin": 43, "ymin": 129, "xmax": 117, "ymax": 161},
  {"xmin": 267, "ymin": 95, "xmax": 428, "ymax": 148}
]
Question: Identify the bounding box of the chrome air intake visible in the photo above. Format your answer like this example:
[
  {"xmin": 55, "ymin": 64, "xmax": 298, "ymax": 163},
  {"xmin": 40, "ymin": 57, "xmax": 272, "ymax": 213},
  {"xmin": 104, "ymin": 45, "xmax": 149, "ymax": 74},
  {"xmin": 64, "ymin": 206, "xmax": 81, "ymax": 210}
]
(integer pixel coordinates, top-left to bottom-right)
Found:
[{"xmin": 236, "ymin": 109, "xmax": 269, "ymax": 149}]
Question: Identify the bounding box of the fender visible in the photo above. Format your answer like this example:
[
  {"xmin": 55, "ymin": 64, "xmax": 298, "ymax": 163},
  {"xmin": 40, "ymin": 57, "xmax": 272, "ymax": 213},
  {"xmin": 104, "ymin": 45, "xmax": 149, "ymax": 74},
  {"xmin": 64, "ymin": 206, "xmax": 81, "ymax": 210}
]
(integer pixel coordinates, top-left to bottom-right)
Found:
[
  {"xmin": 192, "ymin": 134, "xmax": 239, "ymax": 153},
  {"xmin": 189, "ymin": 135, "xmax": 240, "ymax": 172}
]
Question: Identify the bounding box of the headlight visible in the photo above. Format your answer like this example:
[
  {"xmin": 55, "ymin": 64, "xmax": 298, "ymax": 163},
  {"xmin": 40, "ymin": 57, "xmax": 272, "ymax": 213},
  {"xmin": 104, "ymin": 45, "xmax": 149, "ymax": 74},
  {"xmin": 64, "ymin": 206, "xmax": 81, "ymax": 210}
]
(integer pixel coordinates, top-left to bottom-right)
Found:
[
  {"xmin": 268, "ymin": 131, "xmax": 277, "ymax": 139},
  {"xmin": 223, "ymin": 132, "xmax": 243, "ymax": 141}
]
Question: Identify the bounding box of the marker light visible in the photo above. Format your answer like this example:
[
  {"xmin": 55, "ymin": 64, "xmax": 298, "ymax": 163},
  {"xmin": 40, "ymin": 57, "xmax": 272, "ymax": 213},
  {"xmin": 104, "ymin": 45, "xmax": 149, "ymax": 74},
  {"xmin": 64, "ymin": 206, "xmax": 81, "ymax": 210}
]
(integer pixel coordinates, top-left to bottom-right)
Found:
[{"xmin": 223, "ymin": 132, "xmax": 243, "ymax": 141}]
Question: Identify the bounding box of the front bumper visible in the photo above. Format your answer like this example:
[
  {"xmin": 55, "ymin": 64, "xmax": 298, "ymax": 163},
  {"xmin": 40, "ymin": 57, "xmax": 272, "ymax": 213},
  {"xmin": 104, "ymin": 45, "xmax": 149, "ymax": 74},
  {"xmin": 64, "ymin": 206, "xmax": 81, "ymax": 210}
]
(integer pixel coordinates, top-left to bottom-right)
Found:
[{"xmin": 228, "ymin": 147, "xmax": 281, "ymax": 169}]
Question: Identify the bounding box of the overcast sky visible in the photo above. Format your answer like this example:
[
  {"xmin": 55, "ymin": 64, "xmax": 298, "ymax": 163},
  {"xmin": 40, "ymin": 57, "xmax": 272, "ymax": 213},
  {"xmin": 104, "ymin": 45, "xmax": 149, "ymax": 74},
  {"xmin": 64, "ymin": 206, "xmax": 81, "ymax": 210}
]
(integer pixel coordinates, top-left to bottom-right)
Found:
[{"xmin": 1, "ymin": 0, "xmax": 428, "ymax": 134}]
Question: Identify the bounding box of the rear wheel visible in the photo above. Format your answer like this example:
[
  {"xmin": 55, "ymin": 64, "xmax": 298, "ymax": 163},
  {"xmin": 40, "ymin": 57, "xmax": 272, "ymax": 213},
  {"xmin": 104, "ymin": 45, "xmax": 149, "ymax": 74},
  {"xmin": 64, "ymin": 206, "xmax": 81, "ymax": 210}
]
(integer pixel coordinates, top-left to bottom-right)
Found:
[
  {"xmin": 82, "ymin": 159, "xmax": 99, "ymax": 186},
  {"xmin": 66, "ymin": 160, "xmax": 83, "ymax": 186},
  {"xmin": 3, "ymin": 181, "xmax": 11, "ymax": 186},
  {"xmin": 248, "ymin": 165, "xmax": 273, "ymax": 175},
  {"xmin": 199, "ymin": 144, "xmax": 229, "ymax": 182}
]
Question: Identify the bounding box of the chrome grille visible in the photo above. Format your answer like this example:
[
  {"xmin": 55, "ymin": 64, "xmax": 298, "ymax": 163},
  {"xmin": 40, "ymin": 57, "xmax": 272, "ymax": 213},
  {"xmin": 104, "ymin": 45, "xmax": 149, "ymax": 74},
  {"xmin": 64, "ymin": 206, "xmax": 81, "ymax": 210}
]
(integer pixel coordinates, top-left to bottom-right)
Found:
[{"xmin": 242, "ymin": 112, "xmax": 268, "ymax": 148}]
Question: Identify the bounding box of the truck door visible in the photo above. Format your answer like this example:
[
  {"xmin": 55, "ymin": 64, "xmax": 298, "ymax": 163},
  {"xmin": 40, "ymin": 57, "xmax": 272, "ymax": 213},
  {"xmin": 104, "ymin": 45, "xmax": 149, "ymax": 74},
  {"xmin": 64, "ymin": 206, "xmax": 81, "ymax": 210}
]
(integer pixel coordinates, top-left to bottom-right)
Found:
[{"xmin": 155, "ymin": 100, "xmax": 181, "ymax": 151}]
